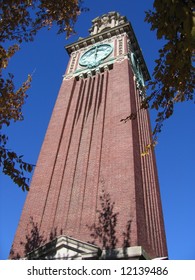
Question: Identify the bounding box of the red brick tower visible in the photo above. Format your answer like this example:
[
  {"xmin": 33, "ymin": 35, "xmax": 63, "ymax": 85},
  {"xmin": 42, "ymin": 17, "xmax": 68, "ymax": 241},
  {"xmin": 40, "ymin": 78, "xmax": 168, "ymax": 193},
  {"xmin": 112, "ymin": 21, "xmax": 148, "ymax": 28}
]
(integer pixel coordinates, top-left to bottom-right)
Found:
[{"xmin": 10, "ymin": 12, "xmax": 167, "ymax": 260}]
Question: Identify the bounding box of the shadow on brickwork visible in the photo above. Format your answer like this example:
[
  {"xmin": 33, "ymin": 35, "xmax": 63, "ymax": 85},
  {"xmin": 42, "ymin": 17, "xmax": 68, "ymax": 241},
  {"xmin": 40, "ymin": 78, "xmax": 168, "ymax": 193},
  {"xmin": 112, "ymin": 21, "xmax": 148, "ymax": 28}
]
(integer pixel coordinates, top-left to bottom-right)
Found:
[
  {"xmin": 87, "ymin": 187, "xmax": 132, "ymax": 259},
  {"xmin": 10, "ymin": 217, "xmax": 89, "ymax": 259},
  {"xmin": 88, "ymin": 189, "xmax": 118, "ymax": 250},
  {"xmin": 9, "ymin": 217, "xmax": 61, "ymax": 259},
  {"xmin": 10, "ymin": 186, "xmax": 132, "ymax": 259},
  {"xmin": 20, "ymin": 217, "xmax": 47, "ymax": 256}
]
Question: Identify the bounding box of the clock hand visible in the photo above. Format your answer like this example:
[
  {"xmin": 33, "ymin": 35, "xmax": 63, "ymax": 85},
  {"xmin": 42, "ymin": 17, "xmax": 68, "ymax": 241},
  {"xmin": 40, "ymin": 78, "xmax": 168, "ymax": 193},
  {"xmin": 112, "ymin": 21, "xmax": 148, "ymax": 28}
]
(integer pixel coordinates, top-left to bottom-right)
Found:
[{"xmin": 94, "ymin": 46, "xmax": 98, "ymax": 59}]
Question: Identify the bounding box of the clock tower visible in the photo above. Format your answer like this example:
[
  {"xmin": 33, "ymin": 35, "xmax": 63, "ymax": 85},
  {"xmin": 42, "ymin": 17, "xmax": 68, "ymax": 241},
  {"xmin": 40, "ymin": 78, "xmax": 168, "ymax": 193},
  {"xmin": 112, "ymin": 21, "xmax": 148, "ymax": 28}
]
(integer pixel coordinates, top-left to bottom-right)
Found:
[{"xmin": 10, "ymin": 12, "xmax": 168, "ymax": 260}]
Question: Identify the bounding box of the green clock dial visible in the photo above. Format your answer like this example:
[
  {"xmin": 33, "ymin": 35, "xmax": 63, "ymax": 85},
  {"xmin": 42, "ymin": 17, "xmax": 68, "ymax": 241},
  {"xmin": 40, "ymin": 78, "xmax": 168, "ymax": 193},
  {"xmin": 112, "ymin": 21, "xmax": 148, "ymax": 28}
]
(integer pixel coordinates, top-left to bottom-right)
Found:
[
  {"xmin": 130, "ymin": 52, "xmax": 144, "ymax": 87},
  {"xmin": 79, "ymin": 44, "xmax": 113, "ymax": 68}
]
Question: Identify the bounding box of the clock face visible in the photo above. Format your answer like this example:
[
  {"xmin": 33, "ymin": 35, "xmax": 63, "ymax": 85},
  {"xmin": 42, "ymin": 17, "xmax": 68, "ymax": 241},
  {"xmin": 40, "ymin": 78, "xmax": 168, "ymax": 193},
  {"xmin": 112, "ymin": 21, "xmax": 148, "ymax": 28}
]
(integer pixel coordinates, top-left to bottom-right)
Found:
[
  {"xmin": 79, "ymin": 44, "xmax": 113, "ymax": 68},
  {"xmin": 130, "ymin": 52, "xmax": 145, "ymax": 87}
]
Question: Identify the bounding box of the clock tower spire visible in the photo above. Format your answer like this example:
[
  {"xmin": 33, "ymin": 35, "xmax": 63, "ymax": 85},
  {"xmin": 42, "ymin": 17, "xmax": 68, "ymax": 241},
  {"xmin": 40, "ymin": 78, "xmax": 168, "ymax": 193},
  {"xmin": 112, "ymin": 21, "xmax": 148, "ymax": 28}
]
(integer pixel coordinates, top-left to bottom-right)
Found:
[{"xmin": 10, "ymin": 12, "xmax": 167, "ymax": 260}]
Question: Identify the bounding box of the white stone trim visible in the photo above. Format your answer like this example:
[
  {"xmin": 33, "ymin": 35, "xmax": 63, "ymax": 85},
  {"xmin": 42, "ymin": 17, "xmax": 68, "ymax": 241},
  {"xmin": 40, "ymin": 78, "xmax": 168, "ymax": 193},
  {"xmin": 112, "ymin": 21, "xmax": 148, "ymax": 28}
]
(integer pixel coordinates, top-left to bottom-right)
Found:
[{"xmin": 26, "ymin": 235, "xmax": 101, "ymax": 260}]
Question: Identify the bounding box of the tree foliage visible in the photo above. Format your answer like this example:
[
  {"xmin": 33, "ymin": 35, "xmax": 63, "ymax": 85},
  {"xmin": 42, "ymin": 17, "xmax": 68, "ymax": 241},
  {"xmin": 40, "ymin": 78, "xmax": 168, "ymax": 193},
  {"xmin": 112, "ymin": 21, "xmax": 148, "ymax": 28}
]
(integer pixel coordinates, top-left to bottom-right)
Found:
[
  {"xmin": 144, "ymin": 0, "xmax": 195, "ymax": 143},
  {"xmin": 0, "ymin": 0, "xmax": 85, "ymax": 190}
]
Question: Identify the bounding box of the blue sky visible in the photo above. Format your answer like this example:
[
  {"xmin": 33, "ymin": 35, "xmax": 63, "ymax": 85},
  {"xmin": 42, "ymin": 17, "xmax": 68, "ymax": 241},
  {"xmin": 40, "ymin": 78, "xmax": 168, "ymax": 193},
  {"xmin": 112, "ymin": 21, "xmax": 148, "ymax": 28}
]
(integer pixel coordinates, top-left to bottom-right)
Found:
[{"xmin": 0, "ymin": 0, "xmax": 195, "ymax": 260}]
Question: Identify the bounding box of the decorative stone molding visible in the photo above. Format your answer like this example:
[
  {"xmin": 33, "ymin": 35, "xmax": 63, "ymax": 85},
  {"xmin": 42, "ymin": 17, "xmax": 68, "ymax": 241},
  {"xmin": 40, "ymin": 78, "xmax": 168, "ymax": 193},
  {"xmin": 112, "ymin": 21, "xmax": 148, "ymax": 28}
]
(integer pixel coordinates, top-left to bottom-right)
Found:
[
  {"xmin": 89, "ymin": 12, "xmax": 127, "ymax": 35},
  {"xmin": 74, "ymin": 63, "xmax": 113, "ymax": 80},
  {"xmin": 68, "ymin": 53, "xmax": 77, "ymax": 74}
]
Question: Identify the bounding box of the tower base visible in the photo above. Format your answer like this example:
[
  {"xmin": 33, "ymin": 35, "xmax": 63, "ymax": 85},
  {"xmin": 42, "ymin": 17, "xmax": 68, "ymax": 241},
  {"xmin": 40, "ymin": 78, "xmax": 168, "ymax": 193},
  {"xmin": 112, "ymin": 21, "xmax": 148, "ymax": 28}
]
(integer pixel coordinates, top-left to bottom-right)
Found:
[{"xmin": 24, "ymin": 235, "xmax": 151, "ymax": 260}]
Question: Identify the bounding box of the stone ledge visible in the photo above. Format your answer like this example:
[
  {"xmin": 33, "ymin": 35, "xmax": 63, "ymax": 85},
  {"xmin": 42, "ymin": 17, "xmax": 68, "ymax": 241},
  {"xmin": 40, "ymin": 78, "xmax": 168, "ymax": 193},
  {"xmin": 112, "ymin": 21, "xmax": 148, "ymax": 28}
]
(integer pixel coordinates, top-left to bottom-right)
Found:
[
  {"xmin": 25, "ymin": 235, "xmax": 101, "ymax": 260},
  {"xmin": 25, "ymin": 234, "xmax": 153, "ymax": 260},
  {"xmin": 100, "ymin": 246, "xmax": 150, "ymax": 260}
]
